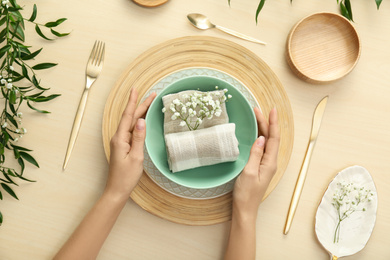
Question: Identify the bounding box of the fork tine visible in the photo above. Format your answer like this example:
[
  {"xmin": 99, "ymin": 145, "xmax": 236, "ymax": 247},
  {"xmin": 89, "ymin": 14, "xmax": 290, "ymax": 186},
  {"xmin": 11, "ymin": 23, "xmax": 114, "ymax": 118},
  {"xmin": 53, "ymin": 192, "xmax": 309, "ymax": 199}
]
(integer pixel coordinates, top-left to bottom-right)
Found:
[
  {"xmin": 98, "ymin": 42, "xmax": 105, "ymax": 66},
  {"xmin": 88, "ymin": 40, "xmax": 98, "ymax": 65}
]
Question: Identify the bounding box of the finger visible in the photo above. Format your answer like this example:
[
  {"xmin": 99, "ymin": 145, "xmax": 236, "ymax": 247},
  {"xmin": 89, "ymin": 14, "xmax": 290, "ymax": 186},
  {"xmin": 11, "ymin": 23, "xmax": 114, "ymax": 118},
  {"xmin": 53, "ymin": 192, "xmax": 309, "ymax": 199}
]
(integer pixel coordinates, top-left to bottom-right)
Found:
[
  {"xmin": 260, "ymin": 108, "xmax": 280, "ymax": 171},
  {"xmin": 243, "ymin": 136, "xmax": 266, "ymax": 175},
  {"xmin": 129, "ymin": 118, "xmax": 146, "ymax": 159},
  {"xmin": 265, "ymin": 108, "xmax": 280, "ymax": 162},
  {"xmin": 131, "ymin": 92, "xmax": 157, "ymax": 131},
  {"xmin": 254, "ymin": 107, "xmax": 269, "ymax": 139},
  {"xmin": 117, "ymin": 88, "xmax": 138, "ymax": 136}
]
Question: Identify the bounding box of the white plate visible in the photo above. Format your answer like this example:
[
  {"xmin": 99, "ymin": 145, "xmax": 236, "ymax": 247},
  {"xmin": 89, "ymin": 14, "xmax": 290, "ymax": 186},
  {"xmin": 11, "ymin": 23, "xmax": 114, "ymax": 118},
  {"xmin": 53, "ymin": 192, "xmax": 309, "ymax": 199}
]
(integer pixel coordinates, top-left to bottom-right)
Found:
[
  {"xmin": 315, "ymin": 166, "xmax": 377, "ymax": 258},
  {"xmin": 141, "ymin": 67, "xmax": 259, "ymax": 199}
]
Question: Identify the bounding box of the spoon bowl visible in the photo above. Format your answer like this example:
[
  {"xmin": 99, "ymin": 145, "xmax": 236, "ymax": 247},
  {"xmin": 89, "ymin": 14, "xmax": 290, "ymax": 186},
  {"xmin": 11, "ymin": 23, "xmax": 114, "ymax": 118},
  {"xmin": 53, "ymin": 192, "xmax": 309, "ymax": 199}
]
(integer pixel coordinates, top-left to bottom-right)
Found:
[{"xmin": 187, "ymin": 13, "xmax": 215, "ymax": 30}]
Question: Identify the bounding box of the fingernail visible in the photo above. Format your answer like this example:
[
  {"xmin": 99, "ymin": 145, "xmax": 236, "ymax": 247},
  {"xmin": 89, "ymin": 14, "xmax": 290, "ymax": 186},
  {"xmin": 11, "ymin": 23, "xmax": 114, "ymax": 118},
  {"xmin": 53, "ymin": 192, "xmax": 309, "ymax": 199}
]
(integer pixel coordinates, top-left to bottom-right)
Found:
[
  {"xmin": 136, "ymin": 119, "xmax": 145, "ymax": 130},
  {"xmin": 256, "ymin": 136, "xmax": 265, "ymax": 147}
]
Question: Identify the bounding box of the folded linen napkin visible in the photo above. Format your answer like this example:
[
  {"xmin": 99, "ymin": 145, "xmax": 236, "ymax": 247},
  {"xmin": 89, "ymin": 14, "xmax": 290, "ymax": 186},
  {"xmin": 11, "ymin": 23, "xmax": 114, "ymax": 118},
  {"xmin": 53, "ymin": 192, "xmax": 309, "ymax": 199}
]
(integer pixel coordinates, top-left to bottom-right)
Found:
[
  {"xmin": 165, "ymin": 123, "xmax": 239, "ymax": 173},
  {"xmin": 162, "ymin": 90, "xmax": 229, "ymax": 134}
]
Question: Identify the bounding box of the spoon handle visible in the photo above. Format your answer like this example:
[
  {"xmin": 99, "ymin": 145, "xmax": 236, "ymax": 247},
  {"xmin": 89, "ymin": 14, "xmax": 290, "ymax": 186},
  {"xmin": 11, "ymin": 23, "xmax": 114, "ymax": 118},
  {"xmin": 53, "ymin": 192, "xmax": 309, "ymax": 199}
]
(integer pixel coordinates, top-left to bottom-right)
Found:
[{"xmin": 215, "ymin": 25, "xmax": 266, "ymax": 45}]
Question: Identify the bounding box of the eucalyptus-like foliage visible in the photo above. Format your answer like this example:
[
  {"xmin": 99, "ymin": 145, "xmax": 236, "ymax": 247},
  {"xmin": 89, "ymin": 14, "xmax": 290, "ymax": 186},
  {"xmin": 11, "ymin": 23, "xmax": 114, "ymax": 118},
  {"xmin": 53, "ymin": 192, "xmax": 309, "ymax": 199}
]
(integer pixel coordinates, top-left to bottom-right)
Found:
[
  {"xmin": 0, "ymin": 0, "xmax": 68, "ymax": 225},
  {"xmin": 229, "ymin": 0, "xmax": 383, "ymax": 23}
]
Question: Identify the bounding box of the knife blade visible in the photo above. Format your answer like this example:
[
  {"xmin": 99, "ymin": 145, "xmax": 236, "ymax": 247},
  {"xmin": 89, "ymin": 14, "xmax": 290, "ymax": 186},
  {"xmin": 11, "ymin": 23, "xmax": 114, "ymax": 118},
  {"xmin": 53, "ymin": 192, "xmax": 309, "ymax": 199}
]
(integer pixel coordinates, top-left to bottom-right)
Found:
[{"xmin": 284, "ymin": 96, "xmax": 329, "ymax": 235}]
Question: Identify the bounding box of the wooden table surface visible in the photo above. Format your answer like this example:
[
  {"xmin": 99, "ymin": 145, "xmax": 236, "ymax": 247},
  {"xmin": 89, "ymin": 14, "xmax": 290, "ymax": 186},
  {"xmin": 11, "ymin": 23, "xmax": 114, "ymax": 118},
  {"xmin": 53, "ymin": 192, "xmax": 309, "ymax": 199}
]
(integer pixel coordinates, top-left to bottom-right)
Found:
[{"xmin": 1, "ymin": 0, "xmax": 389, "ymax": 259}]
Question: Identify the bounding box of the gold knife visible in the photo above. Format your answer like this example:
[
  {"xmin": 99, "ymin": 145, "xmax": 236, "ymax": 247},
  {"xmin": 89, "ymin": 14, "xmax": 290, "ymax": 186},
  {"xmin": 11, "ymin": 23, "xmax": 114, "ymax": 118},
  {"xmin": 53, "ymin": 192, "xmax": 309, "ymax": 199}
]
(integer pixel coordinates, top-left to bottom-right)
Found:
[{"xmin": 284, "ymin": 96, "xmax": 329, "ymax": 235}]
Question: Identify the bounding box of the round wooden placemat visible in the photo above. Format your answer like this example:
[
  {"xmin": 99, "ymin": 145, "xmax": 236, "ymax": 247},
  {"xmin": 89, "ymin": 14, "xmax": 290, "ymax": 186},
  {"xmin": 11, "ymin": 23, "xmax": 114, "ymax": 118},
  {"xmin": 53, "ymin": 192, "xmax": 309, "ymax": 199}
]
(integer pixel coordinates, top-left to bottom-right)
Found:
[
  {"xmin": 132, "ymin": 0, "xmax": 169, "ymax": 7},
  {"xmin": 102, "ymin": 36, "xmax": 294, "ymax": 225}
]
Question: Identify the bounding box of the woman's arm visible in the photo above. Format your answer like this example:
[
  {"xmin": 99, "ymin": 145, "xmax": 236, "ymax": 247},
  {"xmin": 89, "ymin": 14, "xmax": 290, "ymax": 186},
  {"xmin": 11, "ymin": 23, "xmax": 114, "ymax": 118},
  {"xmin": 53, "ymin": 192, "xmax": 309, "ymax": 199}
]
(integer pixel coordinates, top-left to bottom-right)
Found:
[
  {"xmin": 224, "ymin": 107, "xmax": 280, "ymax": 260},
  {"xmin": 54, "ymin": 89, "xmax": 155, "ymax": 260}
]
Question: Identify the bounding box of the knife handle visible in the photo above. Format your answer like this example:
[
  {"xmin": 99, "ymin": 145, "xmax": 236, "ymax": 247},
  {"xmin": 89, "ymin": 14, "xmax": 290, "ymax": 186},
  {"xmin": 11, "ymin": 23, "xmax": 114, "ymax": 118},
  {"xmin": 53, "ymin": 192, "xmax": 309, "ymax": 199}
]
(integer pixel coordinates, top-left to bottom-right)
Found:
[
  {"xmin": 63, "ymin": 88, "xmax": 90, "ymax": 170},
  {"xmin": 283, "ymin": 139, "xmax": 316, "ymax": 234}
]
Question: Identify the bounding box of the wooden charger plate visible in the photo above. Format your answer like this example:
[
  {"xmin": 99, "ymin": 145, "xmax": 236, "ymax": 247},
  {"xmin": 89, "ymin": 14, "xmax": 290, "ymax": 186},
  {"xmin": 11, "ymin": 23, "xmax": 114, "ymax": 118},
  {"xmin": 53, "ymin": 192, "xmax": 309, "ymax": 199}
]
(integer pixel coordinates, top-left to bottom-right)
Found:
[
  {"xmin": 102, "ymin": 36, "xmax": 294, "ymax": 225},
  {"xmin": 286, "ymin": 12, "xmax": 361, "ymax": 83}
]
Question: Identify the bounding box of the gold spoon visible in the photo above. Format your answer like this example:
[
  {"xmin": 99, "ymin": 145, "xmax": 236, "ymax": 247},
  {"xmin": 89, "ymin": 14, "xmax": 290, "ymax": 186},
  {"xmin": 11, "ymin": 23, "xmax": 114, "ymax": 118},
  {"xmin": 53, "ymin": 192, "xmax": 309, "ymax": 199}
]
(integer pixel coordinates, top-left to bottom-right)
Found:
[{"xmin": 187, "ymin": 13, "xmax": 266, "ymax": 45}]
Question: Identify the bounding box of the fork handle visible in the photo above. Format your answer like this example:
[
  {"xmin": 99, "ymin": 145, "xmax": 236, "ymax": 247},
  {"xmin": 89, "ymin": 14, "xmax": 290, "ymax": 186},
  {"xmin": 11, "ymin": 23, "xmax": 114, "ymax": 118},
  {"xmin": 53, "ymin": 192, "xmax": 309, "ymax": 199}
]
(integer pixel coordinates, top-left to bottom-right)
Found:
[
  {"xmin": 215, "ymin": 25, "xmax": 266, "ymax": 45},
  {"xmin": 63, "ymin": 88, "xmax": 90, "ymax": 170}
]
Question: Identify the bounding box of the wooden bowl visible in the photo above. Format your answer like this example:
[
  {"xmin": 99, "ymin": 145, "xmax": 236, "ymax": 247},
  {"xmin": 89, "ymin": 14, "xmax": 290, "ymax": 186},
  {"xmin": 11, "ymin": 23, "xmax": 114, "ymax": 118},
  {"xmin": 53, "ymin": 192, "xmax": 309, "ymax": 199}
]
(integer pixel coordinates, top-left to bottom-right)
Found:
[
  {"xmin": 286, "ymin": 12, "xmax": 361, "ymax": 84},
  {"xmin": 132, "ymin": 0, "xmax": 169, "ymax": 7}
]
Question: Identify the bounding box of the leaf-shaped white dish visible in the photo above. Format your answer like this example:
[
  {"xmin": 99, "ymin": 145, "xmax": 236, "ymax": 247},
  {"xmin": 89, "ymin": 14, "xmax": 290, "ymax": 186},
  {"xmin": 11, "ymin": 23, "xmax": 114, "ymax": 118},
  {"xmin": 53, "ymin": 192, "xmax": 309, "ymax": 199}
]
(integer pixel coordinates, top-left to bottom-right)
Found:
[{"xmin": 315, "ymin": 165, "xmax": 378, "ymax": 259}]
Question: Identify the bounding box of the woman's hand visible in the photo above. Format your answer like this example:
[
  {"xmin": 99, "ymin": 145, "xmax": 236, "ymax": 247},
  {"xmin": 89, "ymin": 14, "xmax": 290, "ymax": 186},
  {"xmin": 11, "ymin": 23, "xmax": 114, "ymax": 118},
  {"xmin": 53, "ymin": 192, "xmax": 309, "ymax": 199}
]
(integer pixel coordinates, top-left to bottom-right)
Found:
[
  {"xmin": 105, "ymin": 88, "xmax": 156, "ymax": 200},
  {"xmin": 232, "ymin": 107, "xmax": 280, "ymax": 221}
]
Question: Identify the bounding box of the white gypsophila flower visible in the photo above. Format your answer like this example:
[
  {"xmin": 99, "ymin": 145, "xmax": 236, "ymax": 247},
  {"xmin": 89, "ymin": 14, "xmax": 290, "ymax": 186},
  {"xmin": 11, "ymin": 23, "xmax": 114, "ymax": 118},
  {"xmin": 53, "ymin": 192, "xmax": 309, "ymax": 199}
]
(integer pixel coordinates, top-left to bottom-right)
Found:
[
  {"xmin": 215, "ymin": 111, "xmax": 221, "ymax": 117},
  {"xmin": 174, "ymin": 112, "xmax": 180, "ymax": 117},
  {"xmin": 14, "ymin": 138, "xmax": 18, "ymax": 142},
  {"xmin": 228, "ymin": 94, "xmax": 232, "ymax": 99},
  {"xmin": 182, "ymin": 94, "xmax": 189, "ymax": 99},
  {"xmin": 15, "ymin": 129, "xmax": 20, "ymax": 133},
  {"xmin": 2, "ymin": 122, "xmax": 7, "ymax": 128},
  {"xmin": 196, "ymin": 118, "xmax": 202, "ymax": 124},
  {"xmin": 215, "ymin": 86, "xmax": 219, "ymax": 89},
  {"xmin": 22, "ymin": 128, "xmax": 27, "ymax": 134},
  {"xmin": 6, "ymin": 83, "xmax": 12, "ymax": 89},
  {"xmin": 162, "ymin": 107, "xmax": 166, "ymax": 113},
  {"xmin": 185, "ymin": 102, "xmax": 191, "ymax": 107},
  {"xmin": 172, "ymin": 99, "xmax": 180, "ymax": 105},
  {"xmin": 9, "ymin": 66, "xmax": 14, "ymax": 71},
  {"xmin": 179, "ymin": 121, "xmax": 186, "ymax": 127},
  {"xmin": 223, "ymin": 88, "xmax": 228, "ymax": 93},
  {"xmin": 0, "ymin": 79, "xmax": 6, "ymax": 85},
  {"xmin": 170, "ymin": 103, "xmax": 175, "ymax": 112},
  {"xmin": 192, "ymin": 102, "xmax": 197, "ymax": 108},
  {"xmin": 181, "ymin": 106, "xmax": 187, "ymax": 114},
  {"xmin": 171, "ymin": 115, "xmax": 177, "ymax": 120},
  {"xmin": 214, "ymin": 92, "xmax": 220, "ymax": 96},
  {"xmin": 7, "ymin": 78, "xmax": 11, "ymax": 82}
]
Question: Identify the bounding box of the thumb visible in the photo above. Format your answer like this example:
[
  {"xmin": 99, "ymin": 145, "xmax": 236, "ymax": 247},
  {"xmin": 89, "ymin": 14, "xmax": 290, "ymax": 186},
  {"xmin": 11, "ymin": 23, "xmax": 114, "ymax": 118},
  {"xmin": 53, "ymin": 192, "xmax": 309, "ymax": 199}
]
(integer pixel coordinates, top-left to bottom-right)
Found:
[
  {"xmin": 130, "ymin": 119, "xmax": 146, "ymax": 155},
  {"xmin": 244, "ymin": 136, "xmax": 265, "ymax": 174}
]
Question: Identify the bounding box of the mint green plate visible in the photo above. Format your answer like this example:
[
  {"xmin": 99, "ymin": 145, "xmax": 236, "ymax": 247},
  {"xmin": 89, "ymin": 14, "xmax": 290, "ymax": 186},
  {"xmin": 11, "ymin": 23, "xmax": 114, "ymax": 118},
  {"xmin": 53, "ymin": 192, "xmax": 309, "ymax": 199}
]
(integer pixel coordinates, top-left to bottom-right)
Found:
[{"xmin": 145, "ymin": 76, "xmax": 257, "ymax": 189}]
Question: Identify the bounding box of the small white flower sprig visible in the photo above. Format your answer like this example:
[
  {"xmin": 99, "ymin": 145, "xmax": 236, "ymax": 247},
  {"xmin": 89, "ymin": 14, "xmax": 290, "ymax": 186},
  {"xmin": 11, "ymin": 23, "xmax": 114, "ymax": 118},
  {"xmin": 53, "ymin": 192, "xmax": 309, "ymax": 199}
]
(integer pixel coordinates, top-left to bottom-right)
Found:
[
  {"xmin": 162, "ymin": 86, "xmax": 232, "ymax": 131},
  {"xmin": 332, "ymin": 181, "xmax": 374, "ymax": 243}
]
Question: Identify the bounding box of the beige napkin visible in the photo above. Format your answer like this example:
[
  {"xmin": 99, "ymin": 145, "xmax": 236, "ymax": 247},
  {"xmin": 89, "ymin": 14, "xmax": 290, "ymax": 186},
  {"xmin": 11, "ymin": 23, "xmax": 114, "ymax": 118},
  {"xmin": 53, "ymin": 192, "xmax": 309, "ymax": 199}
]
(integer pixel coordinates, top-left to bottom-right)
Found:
[
  {"xmin": 165, "ymin": 123, "xmax": 239, "ymax": 173},
  {"xmin": 162, "ymin": 90, "xmax": 229, "ymax": 134}
]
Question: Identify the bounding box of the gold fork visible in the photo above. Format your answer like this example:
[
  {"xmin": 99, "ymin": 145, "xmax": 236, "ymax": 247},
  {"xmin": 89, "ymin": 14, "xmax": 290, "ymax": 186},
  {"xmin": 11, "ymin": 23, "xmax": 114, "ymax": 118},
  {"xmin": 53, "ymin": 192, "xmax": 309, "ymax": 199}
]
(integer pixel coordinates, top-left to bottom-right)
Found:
[{"xmin": 63, "ymin": 40, "xmax": 105, "ymax": 170}]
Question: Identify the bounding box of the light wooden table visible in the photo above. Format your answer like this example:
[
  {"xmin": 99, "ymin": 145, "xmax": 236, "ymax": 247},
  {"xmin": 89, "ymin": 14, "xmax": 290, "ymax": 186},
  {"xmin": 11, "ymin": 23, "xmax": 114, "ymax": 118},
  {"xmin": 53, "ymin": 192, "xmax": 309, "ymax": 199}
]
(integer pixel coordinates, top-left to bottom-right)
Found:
[{"xmin": 1, "ymin": 0, "xmax": 389, "ymax": 259}]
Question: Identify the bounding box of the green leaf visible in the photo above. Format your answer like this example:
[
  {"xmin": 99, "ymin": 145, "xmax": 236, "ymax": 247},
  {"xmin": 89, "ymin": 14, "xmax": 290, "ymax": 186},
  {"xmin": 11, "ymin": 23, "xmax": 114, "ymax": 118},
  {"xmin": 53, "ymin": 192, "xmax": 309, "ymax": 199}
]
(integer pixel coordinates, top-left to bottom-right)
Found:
[
  {"xmin": 11, "ymin": 145, "xmax": 32, "ymax": 152},
  {"xmin": 32, "ymin": 62, "xmax": 57, "ymax": 70},
  {"xmin": 0, "ymin": 45, "xmax": 11, "ymax": 56},
  {"xmin": 50, "ymin": 29, "xmax": 70, "ymax": 38},
  {"xmin": 18, "ymin": 157, "xmax": 25, "ymax": 174},
  {"xmin": 19, "ymin": 152, "xmax": 39, "ymax": 168},
  {"xmin": 344, "ymin": 0, "xmax": 353, "ymax": 22},
  {"xmin": 22, "ymin": 64, "xmax": 30, "ymax": 79},
  {"xmin": 5, "ymin": 112, "xmax": 18, "ymax": 127},
  {"xmin": 0, "ymin": 210, "xmax": 2, "ymax": 225},
  {"xmin": 3, "ymin": 170, "xmax": 17, "ymax": 185},
  {"xmin": 29, "ymin": 4, "xmax": 37, "ymax": 22},
  {"xmin": 228, "ymin": 0, "xmax": 231, "ymax": 6},
  {"xmin": 255, "ymin": 0, "xmax": 266, "ymax": 24},
  {"xmin": 1, "ymin": 183, "xmax": 19, "ymax": 200},
  {"xmin": 340, "ymin": 2, "xmax": 352, "ymax": 21},
  {"xmin": 27, "ymin": 101, "xmax": 50, "ymax": 114},
  {"xmin": 0, "ymin": 17, "xmax": 7, "ymax": 27},
  {"xmin": 35, "ymin": 24, "xmax": 52, "ymax": 41},
  {"xmin": 9, "ymin": 90, "xmax": 17, "ymax": 104},
  {"xmin": 31, "ymin": 94, "xmax": 61, "ymax": 103},
  {"xmin": 45, "ymin": 18, "xmax": 67, "ymax": 28},
  {"xmin": 375, "ymin": 0, "xmax": 382, "ymax": 9},
  {"xmin": 0, "ymin": 191, "xmax": 2, "ymax": 200},
  {"xmin": 21, "ymin": 48, "xmax": 42, "ymax": 60}
]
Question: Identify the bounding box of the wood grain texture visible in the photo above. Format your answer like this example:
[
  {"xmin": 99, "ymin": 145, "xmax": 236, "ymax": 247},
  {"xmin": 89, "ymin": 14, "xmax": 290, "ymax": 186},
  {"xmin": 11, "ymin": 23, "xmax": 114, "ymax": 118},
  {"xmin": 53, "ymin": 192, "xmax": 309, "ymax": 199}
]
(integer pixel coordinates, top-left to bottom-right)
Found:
[
  {"xmin": 286, "ymin": 13, "xmax": 361, "ymax": 83},
  {"xmin": 102, "ymin": 36, "xmax": 294, "ymax": 225}
]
